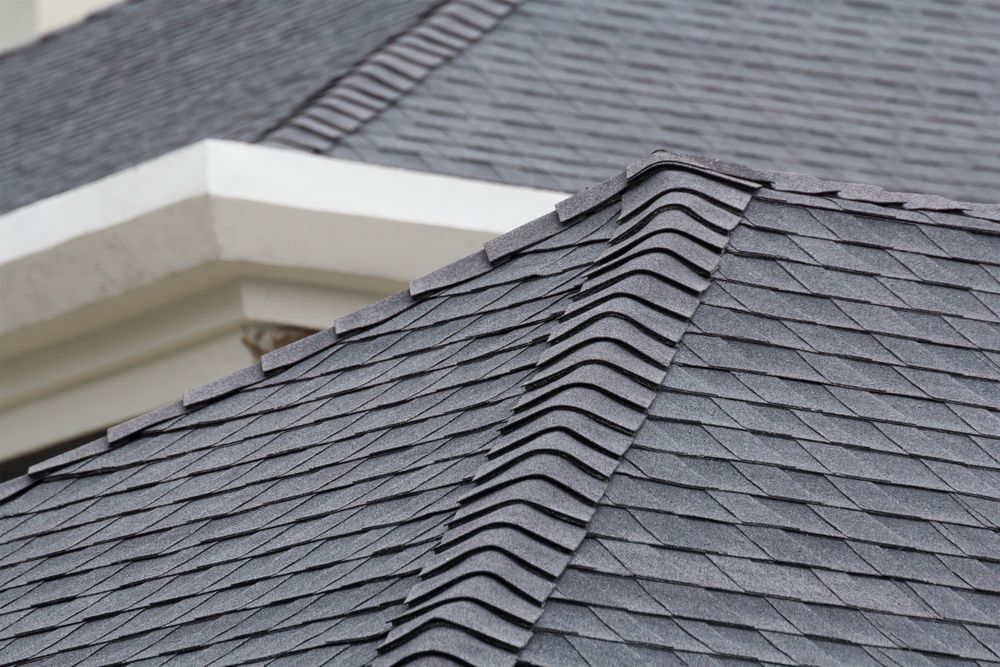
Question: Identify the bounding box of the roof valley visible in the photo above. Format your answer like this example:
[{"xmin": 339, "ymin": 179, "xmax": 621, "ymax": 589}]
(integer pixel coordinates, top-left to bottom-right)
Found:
[{"xmin": 373, "ymin": 163, "xmax": 759, "ymax": 665}]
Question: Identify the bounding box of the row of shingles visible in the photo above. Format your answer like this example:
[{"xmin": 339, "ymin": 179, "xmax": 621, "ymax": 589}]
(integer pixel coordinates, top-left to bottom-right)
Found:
[
  {"xmin": 558, "ymin": 428, "xmax": 1000, "ymax": 662},
  {"xmin": 0, "ymin": 422, "xmax": 489, "ymax": 665},
  {"xmin": 3, "ymin": 386, "xmax": 539, "ymax": 663},
  {"xmin": 328, "ymin": 0, "xmax": 1000, "ymax": 202},
  {"xmin": 267, "ymin": 0, "xmax": 522, "ymax": 152},
  {"xmin": 681, "ymin": 204, "xmax": 1000, "ymax": 594},
  {"xmin": 0, "ymin": 239, "xmax": 612, "ymax": 664},
  {"xmin": 0, "ymin": 225, "xmax": 611, "ymax": 573},
  {"xmin": 527, "ymin": 201, "xmax": 1000, "ymax": 664},
  {"xmin": 0, "ymin": 366, "xmax": 509, "ymax": 657},
  {"xmin": 0, "ymin": 377, "xmax": 517, "ymax": 665},
  {"xmin": 709, "ymin": 198, "xmax": 1000, "ymax": 455},
  {"xmin": 0, "ymin": 331, "xmax": 538, "ymax": 576},
  {"xmin": 373, "ymin": 164, "xmax": 758, "ymax": 665},
  {"xmin": 644, "ymin": 201, "xmax": 1000, "ymax": 659}
]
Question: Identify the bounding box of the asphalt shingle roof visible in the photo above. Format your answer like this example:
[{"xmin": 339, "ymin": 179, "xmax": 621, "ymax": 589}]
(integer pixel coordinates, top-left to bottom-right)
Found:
[
  {"xmin": 1, "ymin": 150, "xmax": 998, "ymax": 665},
  {"xmin": 0, "ymin": 0, "xmax": 442, "ymax": 213},
  {"xmin": 270, "ymin": 0, "xmax": 1000, "ymax": 204}
]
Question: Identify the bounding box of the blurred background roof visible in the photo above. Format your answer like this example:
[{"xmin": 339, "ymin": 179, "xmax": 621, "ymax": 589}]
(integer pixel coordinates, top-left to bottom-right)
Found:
[
  {"xmin": 0, "ymin": 0, "xmax": 440, "ymax": 212},
  {"xmin": 3, "ymin": 0, "xmax": 1000, "ymax": 214}
]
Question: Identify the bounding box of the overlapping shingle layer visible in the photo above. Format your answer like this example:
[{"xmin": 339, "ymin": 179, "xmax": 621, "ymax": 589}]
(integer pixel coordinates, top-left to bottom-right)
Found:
[
  {"xmin": 0, "ymin": 215, "xmax": 616, "ymax": 664},
  {"xmin": 274, "ymin": 0, "xmax": 1000, "ymax": 204},
  {"xmin": 2, "ymin": 151, "xmax": 999, "ymax": 665},
  {"xmin": 6, "ymin": 0, "xmax": 999, "ymax": 212}
]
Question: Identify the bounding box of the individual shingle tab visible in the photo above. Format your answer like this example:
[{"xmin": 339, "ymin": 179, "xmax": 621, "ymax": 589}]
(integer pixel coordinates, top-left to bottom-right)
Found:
[
  {"xmin": 182, "ymin": 364, "xmax": 266, "ymax": 407},
  {"xmin": 484, "ymin": 211, "xmax": 562, "ymax": 262},
  {"xmin": 409, "ymin": 250, "xmax": 493, "ymax": 296}
]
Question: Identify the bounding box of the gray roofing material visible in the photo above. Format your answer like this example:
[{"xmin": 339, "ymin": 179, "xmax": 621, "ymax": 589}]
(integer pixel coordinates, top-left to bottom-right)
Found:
[
  {"xmin": 2, "ymin": 150, "xmax": 1000, "ymax": 665},
  {"xmin": 271, "ymin": 0, "xmax": 1000, "ymax": 204},
  {"xmin": 5, "ymin": 0, "xmax": 1000, "ymax": 214},
  {"xmin": 0, "ymin": 0, "xmax": 442, "ymax": 213}
]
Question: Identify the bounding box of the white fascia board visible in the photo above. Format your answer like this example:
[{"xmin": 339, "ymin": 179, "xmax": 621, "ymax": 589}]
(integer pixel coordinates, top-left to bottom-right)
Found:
[
  {"xmin": 206, "ymin": 140, "xmax": 562, "ymax": 235},
  {"xmin": 0, "ymin": 141, "xmax": 211, "ymax": 264},
  {"xmin": 0, "ymin": 139, "xmax": 567, "ymax": 265}
]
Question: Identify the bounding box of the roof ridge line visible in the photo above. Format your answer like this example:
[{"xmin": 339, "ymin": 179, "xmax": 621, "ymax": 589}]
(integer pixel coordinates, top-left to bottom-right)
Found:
[
  {"xmin": 633, "ymin": 150, "xmax": 1000, "ymax": 224},
  {"xmin": 262, "ymin": 0, "xmax": 522, "ymax": 152},
  {"xmin": 372, "ymin": 163, "xmax": 758, "ymax": 665}
]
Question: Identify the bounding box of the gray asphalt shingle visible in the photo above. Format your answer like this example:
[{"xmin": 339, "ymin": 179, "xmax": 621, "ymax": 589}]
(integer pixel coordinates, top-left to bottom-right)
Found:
[{"xmin": 6, "ymin": 0, "xmax": 1000, "ymax": 215}]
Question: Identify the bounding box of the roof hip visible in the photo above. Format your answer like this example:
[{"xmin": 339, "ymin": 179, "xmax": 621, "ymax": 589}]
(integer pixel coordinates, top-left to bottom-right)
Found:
[{"xmin": 373, "ymin": 159, "xmax": 758, "ymax": 665}]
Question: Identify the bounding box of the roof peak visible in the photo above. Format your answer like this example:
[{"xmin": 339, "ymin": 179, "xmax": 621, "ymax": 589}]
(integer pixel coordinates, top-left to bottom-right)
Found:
[
  {"xmin": 374, "ymin": 159, "xmax": 753, "ymax": 665},
  {"xmin": 5, "ymin": 147, "xmax": 997, "ymax": 502}
]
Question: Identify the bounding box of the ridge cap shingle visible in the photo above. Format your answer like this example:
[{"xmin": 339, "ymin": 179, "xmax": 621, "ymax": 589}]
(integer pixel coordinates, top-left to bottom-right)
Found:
[
  {"xmin": 637, "ymin": 150, "xmax": 1000, "ymax": 224},
  {"xmin": 373, "ymin": 159, "xmax": 757, "ymax": 666}
]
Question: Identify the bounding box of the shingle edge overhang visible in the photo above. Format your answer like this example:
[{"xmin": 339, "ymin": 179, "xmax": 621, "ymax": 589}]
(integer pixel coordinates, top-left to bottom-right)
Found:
[{"xmin": 4, "ymin": 148, "xmax": 999, "ymax": 656}]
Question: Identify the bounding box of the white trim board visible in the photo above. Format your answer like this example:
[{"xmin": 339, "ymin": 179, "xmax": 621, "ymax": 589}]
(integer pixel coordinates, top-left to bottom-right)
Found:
[{"xmin": 0, "ymin": 140, "xmax": 567, "ymax": 265}]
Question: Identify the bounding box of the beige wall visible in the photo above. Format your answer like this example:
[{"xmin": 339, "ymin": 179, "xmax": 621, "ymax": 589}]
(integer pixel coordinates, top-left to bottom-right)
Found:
[{"xmin": 1, "ymin": 0, "xmax": 125, "ymax": 52}]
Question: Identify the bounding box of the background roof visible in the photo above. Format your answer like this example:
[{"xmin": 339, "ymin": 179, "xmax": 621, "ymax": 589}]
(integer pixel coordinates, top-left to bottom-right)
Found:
[
  {"xmin": 273, "ymin": 0, "xmax": 1000, "ymax": 203},
  {"xmin": 3, "ymin": 0, "xmax": 999, "ymax": 214}
]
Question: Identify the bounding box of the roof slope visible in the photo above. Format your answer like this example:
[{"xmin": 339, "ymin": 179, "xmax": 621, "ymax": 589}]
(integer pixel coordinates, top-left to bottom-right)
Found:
[
  {"xmin": 1, "ymin": 151, "xmax": 1000, "ymax": 665},
  {"xmin": 0, "ymin": 0, "xmax": 442, "ymax": 213},
  {"xmin": 270, "ymin": 0, "xmax": 1000, "ymax": 204}
]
